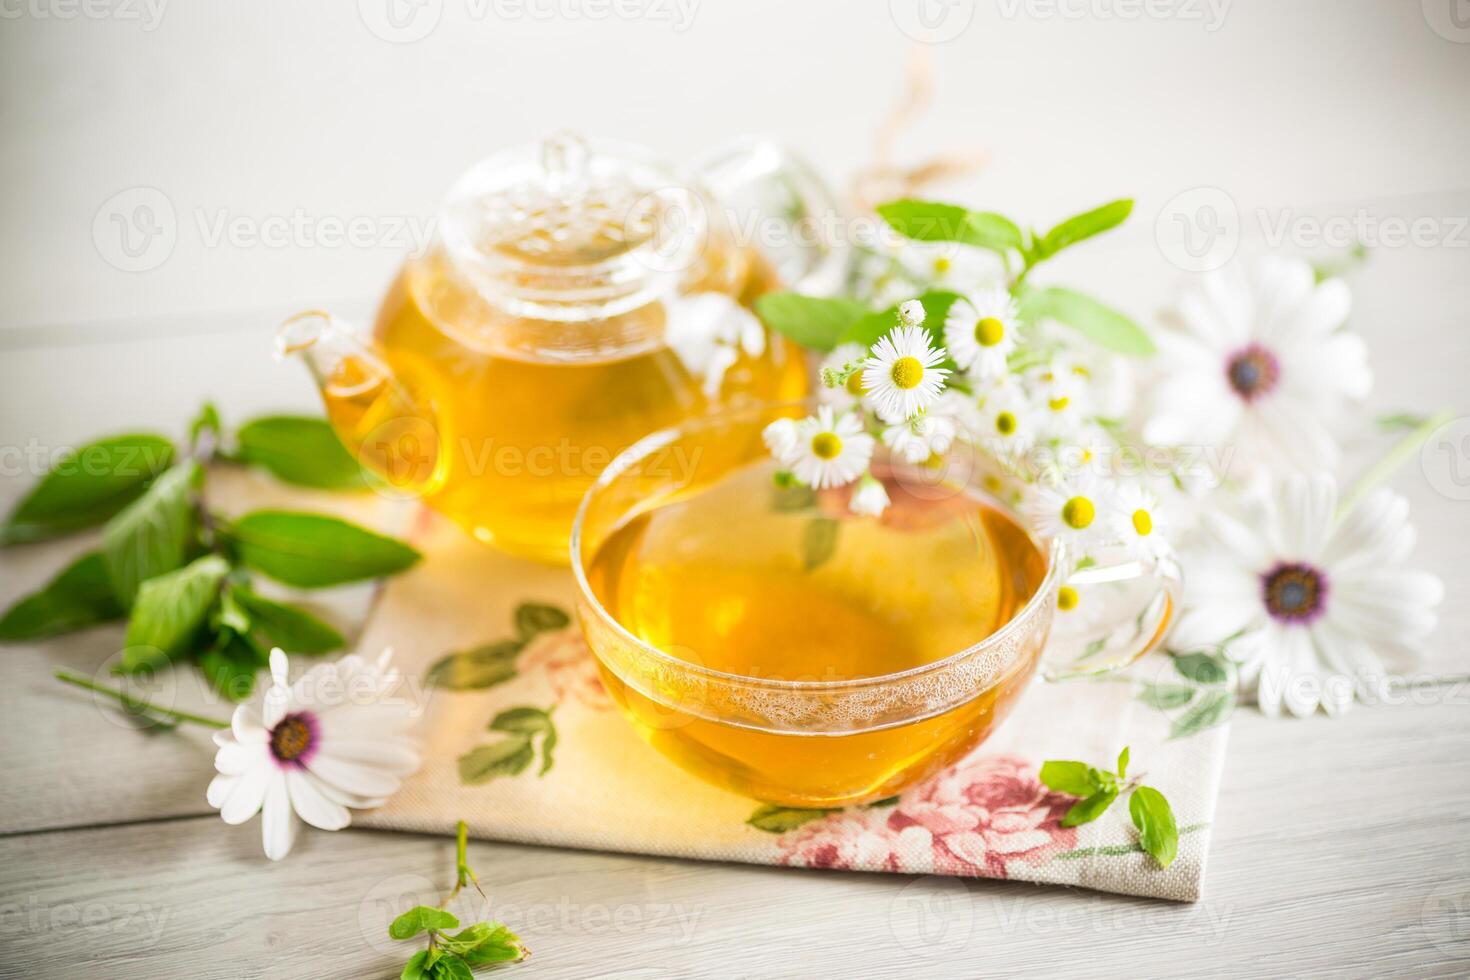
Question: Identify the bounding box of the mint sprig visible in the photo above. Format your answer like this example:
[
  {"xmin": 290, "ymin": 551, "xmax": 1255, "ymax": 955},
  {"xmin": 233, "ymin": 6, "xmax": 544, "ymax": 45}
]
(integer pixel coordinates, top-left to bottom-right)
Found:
[
  {"xmin": 390, "ymin": 821, "xmax": 528, "ymax": 979},
  {"xmin": 1040, "ymin": 746, "xmax": 1180, "ymax": 869}
]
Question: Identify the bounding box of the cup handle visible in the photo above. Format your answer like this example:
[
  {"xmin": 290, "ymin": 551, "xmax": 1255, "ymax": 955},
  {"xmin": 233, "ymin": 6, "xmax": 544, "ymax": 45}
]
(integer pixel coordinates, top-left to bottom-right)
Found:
[{"xmin": 1039, "ymin": 545, "xmax": 1184, "ymax": 682}]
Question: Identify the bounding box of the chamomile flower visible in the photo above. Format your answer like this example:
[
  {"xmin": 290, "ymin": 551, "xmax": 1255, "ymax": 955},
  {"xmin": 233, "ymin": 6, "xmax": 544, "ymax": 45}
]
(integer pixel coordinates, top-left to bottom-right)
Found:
[
  {"xmin": 664, "ymin": 292, "xmax": 767, "ymax": 398},
  {"xmin": 883, "ymin": 411, "xmax": 957, "ymax": 464},
  {"xmin": 789, "ymin": 406, "xmax": 874, "ymax": 489},
  {"xmin": 944, "ymin": 287, "xmax": 1020, "ymax": 380},
  {"xmin": 1109, "ymin": 482, "xmax": 1171, "ymax": 560},
  {"xmin": 207, "ymin": 648, "xmax": 421, "ymax": 861},
  {"xmin": 974, "ymin": 381, "xmax": 1036, "ymax": 458},
  {"xmin": 817, "ymin": 343, "xmax": 870, "ymax": 411},
  {"xmin": 1029, "ymin": 475, "xmax": 1109, "ymax": 553},
  {"xmin": 861, "ymin": 326, "xmax": 950, "ymax": 423},
  {"xmin": 1170, "ymin": 474, "xmax": 1442, "ymax": 717},
  {"xmin": 849, "ymin": 474, "xmax": 890, "ymax": 517},
  {"xmin": 762, "ymin": 417, "xmax": 801, "ymax": 462},
  {"xmin": 896, "ymin": 240, "xmax": 1005, "ymax": 294},
  {"xmin": 898, "ymin": 299, "xmax": 926, "ymax": 327}
]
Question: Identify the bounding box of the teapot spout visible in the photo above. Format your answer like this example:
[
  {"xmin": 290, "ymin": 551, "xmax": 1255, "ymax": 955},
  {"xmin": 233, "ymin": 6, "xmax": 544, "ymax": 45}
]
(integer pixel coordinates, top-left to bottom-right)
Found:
[{"xmin": 275, "ymin": 310, "xmax": 443, "ymax": 499}]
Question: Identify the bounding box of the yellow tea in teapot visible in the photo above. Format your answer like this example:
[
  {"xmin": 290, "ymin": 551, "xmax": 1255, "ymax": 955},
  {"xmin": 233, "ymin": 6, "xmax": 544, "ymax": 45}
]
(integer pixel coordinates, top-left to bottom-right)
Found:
[{"xmin": 580, "ymin": 459, "xmax": 1050, "ymax": 807}]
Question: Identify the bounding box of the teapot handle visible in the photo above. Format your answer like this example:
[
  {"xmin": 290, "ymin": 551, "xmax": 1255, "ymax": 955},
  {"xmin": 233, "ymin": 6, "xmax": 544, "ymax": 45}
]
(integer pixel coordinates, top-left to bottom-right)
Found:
[{"xmin": 694, "ymin": 138, "xmax": 849, "ymax": 296}]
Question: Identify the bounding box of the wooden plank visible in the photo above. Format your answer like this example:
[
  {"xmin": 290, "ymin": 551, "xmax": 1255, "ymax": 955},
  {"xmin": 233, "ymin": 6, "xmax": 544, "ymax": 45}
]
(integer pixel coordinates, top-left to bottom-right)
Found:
[{"xmin": 2, "ymin": 698, "xmax": 1466, "ymax": 978}]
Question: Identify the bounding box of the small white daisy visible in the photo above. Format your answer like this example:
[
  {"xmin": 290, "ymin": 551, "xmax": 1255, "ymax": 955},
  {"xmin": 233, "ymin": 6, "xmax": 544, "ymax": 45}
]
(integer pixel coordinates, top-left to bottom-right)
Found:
[
  {"xmin": 944, "ymin": 287, "xmax": 1020, "ymax": 380},
  {"xmin": 883, "ymin": 411, "xmax": 957, "ymax": 465},
  {"xmin": 975, "ymin": 381, "xmax": 1036, "ymax": 459},
  {"xmin": 1143, "ymin": 256, "xmax": 1371, "ymax": 476},
  {"xmin": 849, "ymin": 474, "xmax": 890, "ymax": 517},
  {"xmin": 862, "ymin": 326, "xmax": 950, "ymax": 423},
  {"xmin": 817, "ymin": 343, "xmax": 870, "ymax": 411},
  {"xmin": 898, "ymin": 299, "xmax": 926, "ymax": 327},
  {"xmin": 896, "ymin": 240, "xmax": 1006, "ymax": 294},
  {"xmin": 1028, "ymin": 475, "xmax": 1110, "ymax": 554},
  {"xmin": 789, "ymin": 406, "xmax": 875, "ymax": 489},
  {"xmin": 663, "ymin": 292, "xmax": 767, "ymax": 398},
  {"xmin": 1170, "ymin": 474, "xmax": 1442, "ymax": 717},
  {"xmin": 1109, "ymin": 482, "xmax": 1171, "ymax": 561},
  {"xmin": 207, "ymin": 648, "xmax": 421, "ymax": 861},
  {"xmin": 763, "ymin": 417, "xmax": 801, "ymax": 463}
]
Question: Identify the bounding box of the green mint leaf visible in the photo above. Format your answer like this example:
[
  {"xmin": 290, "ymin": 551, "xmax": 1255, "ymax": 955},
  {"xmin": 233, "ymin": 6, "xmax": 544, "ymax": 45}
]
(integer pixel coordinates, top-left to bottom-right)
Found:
[
  {"xmin": 489, "ymin": 706, "xmax": 552, "ymax": 735},
  {"xmin": 458, "ymin": 924, "xmax": 528, "ymax": 965},
  {"xmin": 1172, "ymin": 651, "xmax": 1229, "ymax": 686},
  {"xmin": 189, "ymin": 402, "xmax": 223, "ymax": 452},
  {"xmin": 1129, "ymin": 785, "xmax": 1179, "ymax": 868},
  {"xmin": 198, "ymin": 632, "xmax": 264, "ymax": 701},
  {"xmin": 215, "ymin": 587, "xmax": 251, "ymax": 635},
  {"xmin": 400, "ymin": 949, "xmax": 433, "ymax": 980},
  {"xmin": 754, "ymin": 293, "xmax": 871, "ymax": 353},
  {"xmin": 1039, "ymin": 760, "xmax": 1097, "ymax": 797},
  {"xmin": 0, "ymin": 551, "xmax": 125, "ymax": 642},
  {"xmin": 1017, "ymin": 286, "xmax": 1155, "ymax": 356},
  {"xmin": 1138, "ymin": 682, "xmax": 1195, "ymax": 710},
  {"xmin": 235, "ymin": 415, "xmax": 365, "ymax": 490},
  {"xmin": 224, "ymin": 510, "xmax": 420, "ymax": 588},
  {"xmin": 458, "ymin": 738, "xmax": 535, "ymax": 784},
  {"xmin": 229, "ymin": 586, "xmax": 344, "ymax": 654},
  {"xmin": 1088, "ymin": 766, "xmax": 1118, "ymax": 791},
  {"xmin": 426, "ymin": 639, "xmax": 524, "ymax": 690},
  {"xmin": 1168, "ymin": 688, "xmax": 1235, "ymax": 740},
  {"xmin": 1116, "ymin": 746, "xmax": 1130, "ymax": 780},
  {"xmin": 771, "ymin": 483, "xmax": 817, "ymax": 512},
  {"xmin": 101, "ymin": 461, "xmax": 201, "ymax": 606},
  {"xmin": 801, "ymin": 517, "xmax": 840, "ymax": 572},
  {"xmin": 1035, "ymin": 199, "xmax": 1133, "ymax": 260},
  {"xmin": 120, "ymin": 554, "xmax": 230, "ymax": 672},
  {"xmin": 839, "ymin": 290, "xmax": 964, "ymax": 353},
  {"xmin": 876, "ymin": 200, "xmax": 1023, "ymax": 254},
  {"xmin": 388, "ymin": 905, "xmax": 459, "ymax": 941},
  {"xmin": 1, "ymin": 434, "xmax": 175, "ymax": 546},
  {"xmin": 513, "ymin": 601, "xmax": 570, "ymax": 639},
  {"xmin": 1061, "ymin": 787, "xmax": 1119, "ymax": 828},
  {"xmin": 746, "ymin": 804, "xmax": 834, "ymax": 833},
  {"xmin": 436, "ymin": 923, "xmax": 492, "ymax": 954},
  {"xmin": 431, "ymin": 953, "xmax": 474, "ymax": 980}
]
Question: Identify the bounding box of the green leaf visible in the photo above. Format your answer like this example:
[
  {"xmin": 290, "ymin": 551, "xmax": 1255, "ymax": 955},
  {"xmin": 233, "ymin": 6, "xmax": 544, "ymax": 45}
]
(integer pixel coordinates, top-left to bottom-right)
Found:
[
  {"xmin": 458, "ymin": 924, "xmax": 528, "ymax": 965},
  {"xmin": 458, "ymin": 738, "xmax": 535, "ymax": 785},
  {"xmin": 1129, "ymin": 785, "xmax": 1179, "ymax": 869},
  {"xmin": 1, "ymin": 434, "xmax": 175, "ymax": 546},
  {"xmin": 189, "ymin": 402, "xmax": 222, "ymax": 451},
  {"xmin": 839, "ymin": 290, "xmax": 964, "ymax": 351},
  {"xmin": 876, "ymin": 200, "xmax": 1023, "ymax": 254},
  {"xmin": 1035, "ymin": 199, "xmax": 1133, "ymax": 260},
  {"xmin": 754, "ymin": 293, "xmax": 871, "ymax": 353},
  {"xmin": 229, "ymin": 586, "xmax": 344, "ymax": 654},
  {"xmin": 235, "ymin": 415, "xmax": 365, "ymax": 490},
  {"xmin": 1018, "ymin": 286, "xmax": 1155, "ymax": 356},
  {"xmin": 1061, "ymin": 787, "xmax": 1119, "ymax": 828},
  {"xmin": 1172, "ymin": 651, "xmax": 1230, "ymax": 686},
  {"xmin": 746, "ymin": 805, "xmax": 834, "ymax": 833},
  {"xmin": 426, "ymin": 639, "xmax": 525, "ymax": 690},
  {"xmin": 1375, "ymin": 412, "xmax": 1429, "ymax": 432},
  {"xmin": 489, "ymin": 706, "xmax": 552, "ymax": 735},
  {"xmin": 101, "ymin": 461, "xmax": 201, "ymax": 606},
  {"xmin": 1039, "ymin": 760, "xmax": 1097, "ymax": 797},
  {"xmin": 431, "ymin": 953, "xmax": 474, "ymax": 980},
  {"xmin": 388, "ymin": 905, "xmax": 459, "ymax": 941},
  {"xmin": 400, "ymin": 949, "xmax": 433, "ymax": 980},
  {"xmin": 198, "ymin": 633, "xmax": 264, "ymax": 702},
  {"xmin": 1138, "ymin": 682, "xmax": 1196, "ymax": 710},
  {"xmin": 1168, "ymin": 689, "xmax": 1235, "ymax": 740},
  {"xmin": 1116, "ymin": 746, "xmax": 1130, "ymax": 780},
  {"xmin": 538, "ymin": 724, "xmax": 557, "ymax": 777},
  {"xmin": 0, "ymin": 552, "xmax": 125, "ymax": 642},
  {"xmin": 513, "ymin": 602, "xmax": 570, "ymax": 639},
  {"xmin": 225, "ymin": 511, "xmax": 420, "ymax": 588},
  {"xmin": 120, "ymin": 554, "xmax": 230, "ymax": 672},
  {"xmin": 802, "ymin": 517, "xmax": 840, "ymax": 572},
  {"xmin": 771, "ymin": 483, "xmax": 816, "ymax": 512}
]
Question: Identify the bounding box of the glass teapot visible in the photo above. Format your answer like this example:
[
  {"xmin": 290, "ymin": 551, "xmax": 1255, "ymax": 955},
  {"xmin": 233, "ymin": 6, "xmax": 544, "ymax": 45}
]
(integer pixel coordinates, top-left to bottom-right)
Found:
[{"xmin": 279, "ymin": 134, "xmax": 844, "ymax": 563}]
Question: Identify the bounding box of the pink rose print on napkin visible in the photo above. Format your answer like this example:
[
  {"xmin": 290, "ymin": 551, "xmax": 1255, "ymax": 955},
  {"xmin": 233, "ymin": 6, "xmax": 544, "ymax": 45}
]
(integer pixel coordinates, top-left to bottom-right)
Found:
[
  {"xmin": 776, "ymin": 812, "xmax": 903, "ymax": 872},
  {"xmin": 521, "ymin": 629, "xmax": 612, "ymax": 711}
]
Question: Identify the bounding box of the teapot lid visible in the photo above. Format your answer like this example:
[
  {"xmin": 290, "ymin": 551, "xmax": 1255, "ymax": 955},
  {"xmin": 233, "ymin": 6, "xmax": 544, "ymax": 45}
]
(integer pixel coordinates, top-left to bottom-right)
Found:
[{"xmin": 438, "ymin": 134, "xmax": 707, "ymax": 320}]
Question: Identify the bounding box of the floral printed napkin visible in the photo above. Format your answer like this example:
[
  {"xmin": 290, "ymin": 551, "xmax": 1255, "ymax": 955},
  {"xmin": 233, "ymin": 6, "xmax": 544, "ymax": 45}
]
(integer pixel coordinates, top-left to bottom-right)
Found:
[{"xmin": 356, "ymin": 512, "xmax": 1230, "ymax": 902}]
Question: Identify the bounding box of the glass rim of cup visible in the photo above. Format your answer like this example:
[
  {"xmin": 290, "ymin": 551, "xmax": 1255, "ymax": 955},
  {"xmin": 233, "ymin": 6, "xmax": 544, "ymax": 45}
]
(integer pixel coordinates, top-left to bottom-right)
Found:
[{"xmin": 568, "ymin": 397, "xmax": 1067, "ymax": 694}]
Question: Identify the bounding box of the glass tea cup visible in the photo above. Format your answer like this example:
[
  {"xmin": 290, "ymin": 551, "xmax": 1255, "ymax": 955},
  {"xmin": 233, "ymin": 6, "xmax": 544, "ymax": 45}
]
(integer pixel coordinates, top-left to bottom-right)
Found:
[{"xmin": 570, "ymin": 400, "xmax": 1181, "ymax": 808}]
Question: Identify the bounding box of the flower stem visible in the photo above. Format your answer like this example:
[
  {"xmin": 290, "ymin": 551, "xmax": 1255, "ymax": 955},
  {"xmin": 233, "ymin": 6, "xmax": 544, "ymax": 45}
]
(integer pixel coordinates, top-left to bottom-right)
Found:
[
  {"xmin": 1337, "ymin": 408, "xmax": 1453, "ymax": 519},
  {"xmin": 53, "ymin": 669, "xmax": 230, "ymax": 729}
]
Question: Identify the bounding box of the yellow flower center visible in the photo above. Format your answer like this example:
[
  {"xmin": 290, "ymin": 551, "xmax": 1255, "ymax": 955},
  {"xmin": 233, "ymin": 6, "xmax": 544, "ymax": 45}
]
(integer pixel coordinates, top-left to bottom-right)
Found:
[
  {"xmin": 995, "ymin": 411, "xmax": 1017, "ymax": 435},
  {"xmin": 933, "ymin": 256, "xmax": 952, "ymax": 275},
  {"xmin": 1048, "ymin": 397, "xmax": 1070, "ymax": 412},
  {"xmin": 1057, "ymin": 585, "xmax": 1080, "ymax": 611},
  {"xmin": 975, "ymin": 317, "xmax": 1005, "ymax": 347},
  {"xmin": 1062, "ymin": 496, "xmax": 1095, "ymax": 530},
  {"xmin": 890, "ymin": 356, "xmax": 925, "ymax": 390},
  {"xmin": 811, "ymin": 432, "xmax": 843, "ymax": 460},
  {"xmin": 845, "ymin": 371, "xmax": 866, "ymax": 396},
  {"xmin": 1132, "ymin": 509, "xmax": 1153, "ymax": 536}
]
